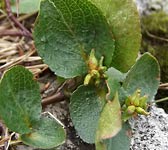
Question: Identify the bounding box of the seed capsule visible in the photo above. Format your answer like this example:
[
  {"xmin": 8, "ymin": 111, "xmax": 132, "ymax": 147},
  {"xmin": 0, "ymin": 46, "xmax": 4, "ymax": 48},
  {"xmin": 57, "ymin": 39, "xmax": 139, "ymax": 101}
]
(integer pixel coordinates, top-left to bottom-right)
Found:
[
  {"xmin": 126, "ymin": 105, "xmax": 136, "ymax": 115},
  {"xmin": 139, "ymin": 95, "xmax": 148, "ymax": 109},
  {"xmin": 125, "ymin": 96, "xmax": 132, "ymax": 106},
  {"xmin": 131, "ymin": 89, "xmax": 141, "ymax": 104},
  {"xmin": 133, "ymin": 98, "xmax": 140, "ymax": 107},
  {"xmin": 84, "ymin": 74, "xmax": 92, "ymax": 85},
  {"xmin": 135, "ymin": 107, "xmax": 150, "ymax": 116},
  {"xmin": 88, "ymin": 49, "xmax": 98, "ymax": 70},
  {"xmin": 99, "ymin": 56, "xmax": 104, "ymax": 67},
  {"xmin": 90, "ymin": 69, "xmax": 100, "ymax": 79}
]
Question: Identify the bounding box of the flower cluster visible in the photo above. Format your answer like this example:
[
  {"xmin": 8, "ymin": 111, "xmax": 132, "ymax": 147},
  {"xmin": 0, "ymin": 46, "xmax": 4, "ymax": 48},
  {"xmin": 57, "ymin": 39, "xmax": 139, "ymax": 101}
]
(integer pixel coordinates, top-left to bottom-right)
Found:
[
  {"xmin": 84, "ymin": 49, "xmax": 107, "ymax": 86},
  {"xmin": 122, "ymin": 89, "xmax": 150, "ymax": 122}
]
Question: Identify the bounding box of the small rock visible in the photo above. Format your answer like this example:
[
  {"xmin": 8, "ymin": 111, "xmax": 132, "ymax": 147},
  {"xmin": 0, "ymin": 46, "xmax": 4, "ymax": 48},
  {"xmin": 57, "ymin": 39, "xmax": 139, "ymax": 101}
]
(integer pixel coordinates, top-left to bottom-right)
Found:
[
  {"xmin": 130, "ymin": 105, "xmax": 168, "ymax": 150},
  {"xmin": 135, "ymin": 0, "xmax": 168, "ymax": 15}
]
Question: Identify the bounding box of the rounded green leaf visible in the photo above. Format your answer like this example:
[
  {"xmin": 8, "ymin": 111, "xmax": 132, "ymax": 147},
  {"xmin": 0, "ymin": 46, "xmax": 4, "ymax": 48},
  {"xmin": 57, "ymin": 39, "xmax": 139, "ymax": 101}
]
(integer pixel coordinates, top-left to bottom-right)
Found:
[
  {"xmin": 97, "ymin": 93, "xmax": 122, "ymax": 140},
  {"xmin": 70, "ymin": 85, "xmax": 104, "ymax": 143},
  {"xmin": 104, "ymin": 123, "xmax": 131, "ymax": 150},
  {"xmin": 34, "ymin": 0, "xmax": 115, "ymax": 78},
  {"xmin": 0, "ymin": 66, "xmax": 42, "ymax": 134},
  {"xmin": 105, "ymin": 67, "xmax": 125, "ymax": 100},
  {"xmin": 123, "ymin": 53, "xmax": 160, "ymax": 101},
  {"xmin": 89, "ymin": 0, "xmax": 141, "ymax": 72},
  {"xmin": 21, "ymin": 117, "xmax": 65, "ymax": 149},
  {"xmin": 11, "ymin": 0, "xmax": 40, "ymax": 14}
]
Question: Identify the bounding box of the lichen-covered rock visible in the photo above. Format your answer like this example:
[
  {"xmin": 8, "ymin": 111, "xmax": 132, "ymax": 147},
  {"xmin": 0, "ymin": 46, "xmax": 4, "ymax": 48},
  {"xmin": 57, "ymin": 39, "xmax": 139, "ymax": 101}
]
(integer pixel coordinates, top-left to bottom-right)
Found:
[
  {"xmin": 135, "ymin": 0, "xmax": 168, "ymax": 82},
  {"xmin": 135, "ymin": 0, "xmax": 168, "ymax": 15},
  {"xmin": 142, "ymin": 11, "xmax": 168, "ymax": 36},
  {"xmin": 140, "ymin": 11, "xmax": 168, "ymax": 82},
  {"xmin": 130, "ymin": 105, "xmax": 168, "ymax": 150}
]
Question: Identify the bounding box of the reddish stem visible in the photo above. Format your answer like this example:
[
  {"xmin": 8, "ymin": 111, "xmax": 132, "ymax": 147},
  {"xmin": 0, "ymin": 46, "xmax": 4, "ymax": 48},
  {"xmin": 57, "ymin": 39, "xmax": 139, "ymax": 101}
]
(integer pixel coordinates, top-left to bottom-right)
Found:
[
  {"xmin": 42, "ymin": 91, "xmax": 66, "ymax": 107},
  {"xmin": 4, "ymin": 0, "xmax": 33, "ymax": 39},
  {"xmin": 0, "ymin": 29, "xmax": 31, "ymax": 37}
]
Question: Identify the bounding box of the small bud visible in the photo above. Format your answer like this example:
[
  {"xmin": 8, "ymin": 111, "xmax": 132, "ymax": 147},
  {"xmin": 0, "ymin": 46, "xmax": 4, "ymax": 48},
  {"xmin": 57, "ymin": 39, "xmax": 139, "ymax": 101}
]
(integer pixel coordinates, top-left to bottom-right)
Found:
[
  {"xmin": 84, "ymin": 74, "xmax": 92, "ymax": 85},
  {"xmin": 99, "ymin": 56, "xmax": 104, "ymax": 68},
  {"xmin": 88, "ymin": 49, "xmax": 98, "ymax": 70},
  {"xmin": 90, "ymin": 69, "xmax": 100, "ymax": 79},
  {"xmin": 133, "ymin": 98, "xmax": 140, "ymax": 107},
  {"xmin": 135, "ymin": 107, "xmax": 150, "ymax": 116},
  {"xmin": 139, "ymin": 95, "xmax": 148, "ymax": 109},
  {"xmin": 126, "ymin": 105, "xmax": 136, "ymax": 115},
  {"xmin": 122, "ymin": 104, "xmax": 127, "ymax": 111},
  {"xmin": 131, "ymin": 89, "xmax": 141, "ymax": 104},
  {"xmin": 125, "ymin": 96, "xmax": 132, "ymax": 106}
]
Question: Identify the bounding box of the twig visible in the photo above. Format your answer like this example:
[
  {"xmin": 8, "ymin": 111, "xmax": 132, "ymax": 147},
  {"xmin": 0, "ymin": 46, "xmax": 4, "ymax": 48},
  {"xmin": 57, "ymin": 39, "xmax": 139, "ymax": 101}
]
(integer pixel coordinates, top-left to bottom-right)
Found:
[
  {"xmin": 151, "ymin": 97, "xmax": 168, "ymax": 104},
  {"xmin": 0, "ymin": 14, "xmax": 6, "ymax": 20},
  {"xmin": 42, "ymin": 112, "xmax": 65, "ymax": 127},
  {"xmin": 5, "ymin": 132, "xmax": 15, "ymax": 150},
  {"xmin": 2, "ymin": 12, "xmax": 37, "ymax": 29},
  {"xmin": 160, "ymin": 83, "xmax": 168, "ymax": 87},
  {"xmin": 0, "ymin": 49, "xmax": 35, "ymax": 71},
  {"xmin": 0, "ymin": 56, "xmax": 41, "ymax": 64},
  {"xmin": 159, "ymin": 83, "xmax": 168, "ymax": 90},
  {"xmin": 0, "ymin": 139, "xmax": 21, "ymax": 148},
  {"xmin": 4, "ymin": 0, "xmax": 32, "ymax": 39},
  {"xmin": 25, "ymin": 64, "xmax": 48, "ymax": 69},
  {"xmin": 0, "ymin": 29, "xmax": 31, "ymax": 37},
  {"xmin": 41, "ymin": 78, "xmax": 81, "ymax": 107},
  {"xmin": 42, "ymin": 91, "xmax": 66, "ymax": 107},
  {"xmin": 145, "ymin": 30, "xmax": 168, "ymax": 42}
]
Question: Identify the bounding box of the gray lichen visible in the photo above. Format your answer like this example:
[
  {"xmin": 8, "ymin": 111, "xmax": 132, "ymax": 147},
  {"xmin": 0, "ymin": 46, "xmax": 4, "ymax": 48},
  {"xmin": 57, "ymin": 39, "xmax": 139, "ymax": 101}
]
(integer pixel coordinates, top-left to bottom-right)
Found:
[
  {"xmin": 130, "ymin": 105, "xmax": 168, "ymax": 150},
  {"xmin": 135, "ymin": 0, "xmax": 168, "ymax": 15}
]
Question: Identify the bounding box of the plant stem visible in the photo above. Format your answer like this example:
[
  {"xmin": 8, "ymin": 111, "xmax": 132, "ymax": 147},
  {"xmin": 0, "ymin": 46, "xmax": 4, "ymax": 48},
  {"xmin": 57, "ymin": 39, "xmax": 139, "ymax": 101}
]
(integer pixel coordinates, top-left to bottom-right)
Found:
[
  {"xmin": 42, "ymin": 91, "xmax": 67, "ymax": 107},
  {"xmin": 41, "ymin": 78, "xmax": 81, "ymax": 107},
  {"xmin": 4, "ymin": 0, "xmax": 33, "ymax": 39},
  {"xmin": 152, "ymin": 97, "xmax": 168, "ymax": 104},
  {"xmin": 0, "ymin": 29, "xmax": 30, "ymax": 37}
]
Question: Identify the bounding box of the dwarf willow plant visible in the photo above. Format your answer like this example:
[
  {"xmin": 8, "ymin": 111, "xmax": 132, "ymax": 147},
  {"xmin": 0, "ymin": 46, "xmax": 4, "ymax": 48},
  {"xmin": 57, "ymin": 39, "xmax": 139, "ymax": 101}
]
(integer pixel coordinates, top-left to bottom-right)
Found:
[
  {"xmin": 0, "ymin": 0, "xmax": 160, "ymax": 149},
  {"xmin": 0, "ymin": 66, "xmax": 65, "ymax": 149}
]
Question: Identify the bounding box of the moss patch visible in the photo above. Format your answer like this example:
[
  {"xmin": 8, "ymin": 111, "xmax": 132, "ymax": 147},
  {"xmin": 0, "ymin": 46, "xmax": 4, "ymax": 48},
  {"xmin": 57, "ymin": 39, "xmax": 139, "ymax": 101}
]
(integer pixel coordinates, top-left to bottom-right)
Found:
[{"xmin": 141, "ymin": 11, "xmax": 168, "ymax": 82}]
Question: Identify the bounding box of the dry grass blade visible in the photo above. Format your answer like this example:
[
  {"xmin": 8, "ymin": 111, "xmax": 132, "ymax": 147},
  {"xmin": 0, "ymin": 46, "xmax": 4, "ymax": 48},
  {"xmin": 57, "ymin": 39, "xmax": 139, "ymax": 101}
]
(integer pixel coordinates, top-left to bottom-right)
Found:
[{"xmin": 159, "ymin": 83, "xmax": 168, "ymax": 90}]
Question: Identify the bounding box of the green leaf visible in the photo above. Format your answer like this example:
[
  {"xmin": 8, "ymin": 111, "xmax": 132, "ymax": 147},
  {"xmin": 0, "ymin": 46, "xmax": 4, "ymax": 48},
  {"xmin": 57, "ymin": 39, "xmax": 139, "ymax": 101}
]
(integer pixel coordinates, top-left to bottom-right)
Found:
[
  {"xmin": 88, "ymin": 0, "xmax": 141, "ymax": 72},
  {"xmin": 105, "ymin": 67, "xmax": 125, "ymax": 100},
  {"xmin": 11, "ymin": 0, "xmax": 40, "ymax": 14},
  {"xmin": 123, "ymin": 53, "xmax": 160, "ymax": 101},
  {"xmin": 104, "ymin": 122, "xmax": 131, "ymax": 150},
  {"xmin": 0, "ymin": 66, "xmax": 41, "ymax": 134},
  {"xmin": 34, "ymin": 0, "xmax": 115, "ymax": 78},
  {"xmin": 70, "ymin": 85, "xmax": 104, "ymax": 143},
  {"xmin": 97, "ymin": 93, "xmax": 122, "ymax": 140},
  {"xmin": 21, "ymin": 117, "xmax": 65, "ymax": 149}
]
